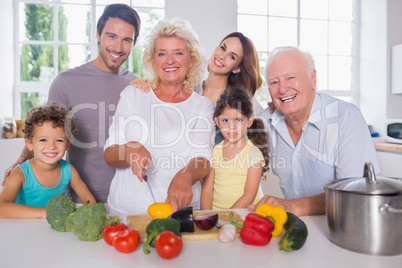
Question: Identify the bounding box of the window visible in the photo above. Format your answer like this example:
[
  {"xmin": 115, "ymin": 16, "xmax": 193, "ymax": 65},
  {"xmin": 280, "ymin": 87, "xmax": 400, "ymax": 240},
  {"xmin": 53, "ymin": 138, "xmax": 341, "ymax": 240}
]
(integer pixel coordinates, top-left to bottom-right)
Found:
[
  {"xmin": 14, "ymin": 0, "xmax": 164, "ymax": 119},
  {"xmin": 238, "ymin": 0, "xmax": 358, "ymax": 106}
]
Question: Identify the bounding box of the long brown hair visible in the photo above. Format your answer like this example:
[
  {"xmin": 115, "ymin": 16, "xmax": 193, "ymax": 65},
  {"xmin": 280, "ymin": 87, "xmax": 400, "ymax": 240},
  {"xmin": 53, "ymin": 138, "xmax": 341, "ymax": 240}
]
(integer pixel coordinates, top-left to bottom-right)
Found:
[
  {"xmin": 212, "ymin": 32, "xmax": 262, "ymax": 96},
  {"xmin": 214, "ymin": 87, "xmax": 269, "ymax": 173}
]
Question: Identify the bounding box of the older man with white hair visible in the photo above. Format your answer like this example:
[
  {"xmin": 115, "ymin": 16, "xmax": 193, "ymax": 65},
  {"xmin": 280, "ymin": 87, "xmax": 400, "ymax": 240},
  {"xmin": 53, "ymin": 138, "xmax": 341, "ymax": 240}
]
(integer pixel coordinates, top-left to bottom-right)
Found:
[{"xmin": 249, "ymin": 46, "xmax": 380, "ymax": 216}]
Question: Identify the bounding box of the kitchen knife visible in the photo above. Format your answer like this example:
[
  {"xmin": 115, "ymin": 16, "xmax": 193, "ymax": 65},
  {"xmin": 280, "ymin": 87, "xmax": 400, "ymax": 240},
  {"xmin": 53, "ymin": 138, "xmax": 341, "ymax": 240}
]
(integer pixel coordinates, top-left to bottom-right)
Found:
[{"xmin": 143, "ymin": 172, "xmax": 156, "ymax": 203}]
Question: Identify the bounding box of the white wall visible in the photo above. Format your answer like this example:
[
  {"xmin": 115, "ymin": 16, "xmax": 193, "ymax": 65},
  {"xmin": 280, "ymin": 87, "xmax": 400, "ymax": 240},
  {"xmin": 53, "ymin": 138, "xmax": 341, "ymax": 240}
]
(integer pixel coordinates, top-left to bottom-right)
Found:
[
  {"xmin": 386, "ymin": 0, "xmax": 402, "ymax": 119},
  {"xmin": 165, "ymin": 0, "xmax": 237, "ymax": 59},
  {"xmin": 360, "ymin": 0, "xmax": 402, "ymax": 137},
  {"xmin": 376, "ymin": 150, "xmax": 402, "ymax": 177},
  {"xmin": 359, "ymin": 0, "xmax": 387, "ymax": 137},
  {"xmin": 0, "ymin": 139, "xmax": 25, "ymax": 191},
  {"xmin": 0, "ymin": 0, "xmax": 14, "ymax": 119}
]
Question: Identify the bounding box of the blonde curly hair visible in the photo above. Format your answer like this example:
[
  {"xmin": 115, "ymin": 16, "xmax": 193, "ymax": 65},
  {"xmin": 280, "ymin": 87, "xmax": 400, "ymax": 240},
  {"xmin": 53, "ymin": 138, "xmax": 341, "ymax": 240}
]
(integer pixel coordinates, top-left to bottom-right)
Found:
[{"xmin": 142, "ymin": 17, "xmax": 206, "ymax": 90}]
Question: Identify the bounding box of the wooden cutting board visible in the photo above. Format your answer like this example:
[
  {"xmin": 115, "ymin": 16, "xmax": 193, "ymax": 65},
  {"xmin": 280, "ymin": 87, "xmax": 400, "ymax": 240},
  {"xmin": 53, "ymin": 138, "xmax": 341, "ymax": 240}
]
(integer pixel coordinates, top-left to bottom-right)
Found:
[{"xmin": 127, "ymin": 210, "xmax": 243, "ymax": 242}]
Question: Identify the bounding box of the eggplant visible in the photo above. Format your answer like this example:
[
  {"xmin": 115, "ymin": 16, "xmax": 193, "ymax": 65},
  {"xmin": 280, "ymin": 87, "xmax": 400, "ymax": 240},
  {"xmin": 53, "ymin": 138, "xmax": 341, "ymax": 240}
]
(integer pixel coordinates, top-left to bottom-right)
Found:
[
  {"xmin": 193, "ymin": 212, "xmax": 218, "ymax": 230},
  {"xmin": 168, "ymin": 206, "xmax": 194, "ymax": 232}
]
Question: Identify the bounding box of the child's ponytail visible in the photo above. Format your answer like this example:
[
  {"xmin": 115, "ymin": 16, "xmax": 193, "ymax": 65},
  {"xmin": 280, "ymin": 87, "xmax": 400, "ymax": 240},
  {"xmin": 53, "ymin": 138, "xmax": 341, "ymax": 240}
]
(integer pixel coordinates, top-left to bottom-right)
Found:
[{"xmin": 248, "ymin": 118, "xmax": 270, "ymax": 175}]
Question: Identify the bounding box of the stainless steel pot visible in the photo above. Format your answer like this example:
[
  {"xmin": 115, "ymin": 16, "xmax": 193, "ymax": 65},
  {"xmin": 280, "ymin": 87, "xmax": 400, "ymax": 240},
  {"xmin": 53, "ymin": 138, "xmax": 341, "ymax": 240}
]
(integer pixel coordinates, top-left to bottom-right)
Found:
[{"xmin": 324, "ymin": 162, "xmax": 402, "ymax": 256}]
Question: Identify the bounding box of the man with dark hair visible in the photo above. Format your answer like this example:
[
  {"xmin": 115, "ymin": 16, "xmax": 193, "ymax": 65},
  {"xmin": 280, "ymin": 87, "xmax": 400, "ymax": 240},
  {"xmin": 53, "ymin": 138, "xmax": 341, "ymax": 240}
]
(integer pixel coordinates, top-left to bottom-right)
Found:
[
  {"xmin": 96, "ymin": 3, "xmax": 140, "ymax": 45},
  {"xmin": 4, "ymin": 4, "xmax": 141, "ymax": 203}
]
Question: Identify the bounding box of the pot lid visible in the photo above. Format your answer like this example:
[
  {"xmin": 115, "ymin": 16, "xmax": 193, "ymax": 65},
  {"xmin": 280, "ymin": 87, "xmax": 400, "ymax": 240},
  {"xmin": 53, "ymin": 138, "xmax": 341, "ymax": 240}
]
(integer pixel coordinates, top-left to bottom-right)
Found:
[{"xmin": 324, "ymin": 162, "xmax": 402, "ymax": 195}]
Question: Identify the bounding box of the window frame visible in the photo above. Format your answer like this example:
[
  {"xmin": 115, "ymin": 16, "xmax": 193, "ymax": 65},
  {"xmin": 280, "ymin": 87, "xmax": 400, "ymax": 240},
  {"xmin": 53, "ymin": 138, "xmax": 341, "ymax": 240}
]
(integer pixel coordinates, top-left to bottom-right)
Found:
[
  {"xmin": 13, "ymin": 0, "xmax": 164, "ymax": 119},
  {"xmin": 237, "ymin": 0, "xmax": 361, "ymax": 106}
]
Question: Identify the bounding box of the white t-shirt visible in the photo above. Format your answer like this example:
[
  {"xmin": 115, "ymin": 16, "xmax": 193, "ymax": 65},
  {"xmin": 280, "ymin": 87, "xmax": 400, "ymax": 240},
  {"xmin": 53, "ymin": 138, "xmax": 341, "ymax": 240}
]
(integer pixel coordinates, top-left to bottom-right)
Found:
[
  {"xmin": 48, "ymin": 62, "xmax": 138, "ymax": 203},
  {"xmin": 104, "ymin": 86, "xmax": 215, "ymax": 214}
]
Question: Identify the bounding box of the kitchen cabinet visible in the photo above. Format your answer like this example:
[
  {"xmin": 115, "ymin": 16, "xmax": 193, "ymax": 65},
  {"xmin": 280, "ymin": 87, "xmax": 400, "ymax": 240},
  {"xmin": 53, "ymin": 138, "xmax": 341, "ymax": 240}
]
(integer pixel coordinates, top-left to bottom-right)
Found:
[
  {"xmin": 375, "ymin": 143, "xmax": 402, "ymax": 178},
  {"xmin": 0, "ymin": 209, "xmax": 400, "ymax": 268},
  {"xmin": 0, "ymin": 138, "xmax": 25, "ymax": 190}
]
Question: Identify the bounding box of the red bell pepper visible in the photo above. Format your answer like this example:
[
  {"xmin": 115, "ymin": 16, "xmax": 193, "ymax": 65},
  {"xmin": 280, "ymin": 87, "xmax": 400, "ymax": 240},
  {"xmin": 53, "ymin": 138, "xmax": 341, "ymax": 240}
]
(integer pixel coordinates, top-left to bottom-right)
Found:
[{"xmin": 229, "ymin": 212, "xmax": 274, "ymax": 246}]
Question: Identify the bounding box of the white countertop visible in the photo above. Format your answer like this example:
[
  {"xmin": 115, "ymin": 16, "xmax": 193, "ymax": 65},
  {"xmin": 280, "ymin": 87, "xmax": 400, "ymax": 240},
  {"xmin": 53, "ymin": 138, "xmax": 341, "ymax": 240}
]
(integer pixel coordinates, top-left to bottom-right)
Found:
[
  {"xmin": 0, "ymin": 209, "xmax": 400, "ymax": 268},
  {"xmin": 375, "ymin": 142, "xmax": 402, "ymax": 153}
]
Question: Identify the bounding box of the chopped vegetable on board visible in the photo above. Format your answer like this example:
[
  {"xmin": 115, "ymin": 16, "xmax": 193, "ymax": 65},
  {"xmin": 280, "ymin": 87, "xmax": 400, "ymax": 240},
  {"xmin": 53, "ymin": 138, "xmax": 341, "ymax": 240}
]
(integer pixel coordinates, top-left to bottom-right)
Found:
[
  {"xmin": 193, "ymin": 213, "xmax": 218, "ymax": 230},
  {"xmin": 147, "ymin": 202, "xmax": 173, "ymax": 219},
  {"xmin": 168, "ymin": 206, "xmax": 194, "ymax": 232}
]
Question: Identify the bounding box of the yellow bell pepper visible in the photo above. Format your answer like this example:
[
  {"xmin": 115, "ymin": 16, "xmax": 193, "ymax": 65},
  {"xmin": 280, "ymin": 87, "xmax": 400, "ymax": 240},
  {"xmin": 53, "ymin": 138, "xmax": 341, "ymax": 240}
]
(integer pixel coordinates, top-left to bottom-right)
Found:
[
  {"xmin": 255, "ymin": 204, "xmax": 288, "ymax": 237},
  {"xmin": 147, "ymin": 202, "xmax": 173, "ymax": 219}
]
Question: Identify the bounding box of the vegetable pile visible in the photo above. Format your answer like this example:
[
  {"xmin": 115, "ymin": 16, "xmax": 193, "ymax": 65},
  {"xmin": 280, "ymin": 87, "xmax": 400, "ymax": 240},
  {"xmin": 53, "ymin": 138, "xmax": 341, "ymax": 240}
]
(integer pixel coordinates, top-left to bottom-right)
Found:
[
  {"xmin": 45, "ymin": 194, "xmax": 119, "ymax": 241},
  {"xmin": 47, "ymin": 198, "xmax": 308, "ymax": 259},
  {"xmin": 144, "ymin": 202, "xmax": 308, "ymax": 256},
  {"xmin": 229, "ymin": 204, "xmax": 308, "ymax": 252}
]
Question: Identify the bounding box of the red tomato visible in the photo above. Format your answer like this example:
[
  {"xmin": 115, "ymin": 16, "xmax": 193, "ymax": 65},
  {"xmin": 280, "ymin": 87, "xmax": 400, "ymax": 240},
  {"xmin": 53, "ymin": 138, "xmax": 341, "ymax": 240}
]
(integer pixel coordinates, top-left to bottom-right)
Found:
[
  {"xmin": 113, "ymin": 228, "xmax": 140, "ymax": 254},
  {"xmin": 155, "ymin": 231, "xmax": 183, "ymax": 259},
  {"xmin": 102, "ymin": 223, "xmax": 128, "ymax": 246}
]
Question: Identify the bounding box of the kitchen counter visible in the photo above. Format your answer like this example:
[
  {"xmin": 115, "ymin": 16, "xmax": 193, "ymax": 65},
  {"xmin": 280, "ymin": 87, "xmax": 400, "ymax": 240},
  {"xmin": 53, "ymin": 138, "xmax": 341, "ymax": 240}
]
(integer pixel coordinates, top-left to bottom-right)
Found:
[
  {"xmin": 0, "ymin": 209, "xmax": 400, "ymax": 268},
  {"xmin": 374, "ymin": 142, "xmax": 402, "ymax": 153}
]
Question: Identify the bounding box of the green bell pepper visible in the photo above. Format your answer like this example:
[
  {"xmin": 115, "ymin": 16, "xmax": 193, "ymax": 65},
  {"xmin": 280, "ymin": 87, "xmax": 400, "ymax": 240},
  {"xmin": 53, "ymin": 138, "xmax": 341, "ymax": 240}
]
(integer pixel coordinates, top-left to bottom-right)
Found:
[{"xmin": 143, "ymin": 218, "xmax": 181, "ymax": 254}]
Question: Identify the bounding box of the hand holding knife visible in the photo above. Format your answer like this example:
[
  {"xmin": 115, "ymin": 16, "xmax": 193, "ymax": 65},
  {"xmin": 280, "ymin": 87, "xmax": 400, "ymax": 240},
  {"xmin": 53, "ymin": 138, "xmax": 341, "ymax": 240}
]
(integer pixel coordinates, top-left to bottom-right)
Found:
[{"xmin": 143, "ymin": 171, "xmax": 156, "ymax": 203}]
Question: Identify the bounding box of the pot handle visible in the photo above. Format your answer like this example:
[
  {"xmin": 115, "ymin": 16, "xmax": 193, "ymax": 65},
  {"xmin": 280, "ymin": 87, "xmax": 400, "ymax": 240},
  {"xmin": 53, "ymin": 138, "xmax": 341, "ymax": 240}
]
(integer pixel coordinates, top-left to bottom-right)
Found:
[
  {"xmin": 363, "ymin": 162, "xmax": 377, "ymax": 183},
  {"xmin": 379, "ymin": 203, "xmax": 402, "ymax": 214}
]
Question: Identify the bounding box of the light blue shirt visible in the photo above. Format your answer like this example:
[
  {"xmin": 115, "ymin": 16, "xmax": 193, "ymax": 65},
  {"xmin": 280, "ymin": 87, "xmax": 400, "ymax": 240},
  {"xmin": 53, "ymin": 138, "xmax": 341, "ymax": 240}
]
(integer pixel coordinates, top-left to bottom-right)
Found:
[
  {"xmin": 15, "ymin": 159, "xmax": 71, "ymax": 207},
  {"xmin": 259, "ymin": 92, "xmax": 380, "ymax": 199}
]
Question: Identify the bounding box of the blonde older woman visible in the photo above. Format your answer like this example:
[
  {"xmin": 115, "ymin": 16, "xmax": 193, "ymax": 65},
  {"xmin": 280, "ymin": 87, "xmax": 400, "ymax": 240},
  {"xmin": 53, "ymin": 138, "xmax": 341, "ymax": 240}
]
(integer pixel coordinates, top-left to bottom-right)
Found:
[
  {"xmin": 104, "ymin": 18, "xmax": 215, "ymax": 214},
  {"xmin": 130, "ymin": 32, "xmax": 264, "ymax": 145}
]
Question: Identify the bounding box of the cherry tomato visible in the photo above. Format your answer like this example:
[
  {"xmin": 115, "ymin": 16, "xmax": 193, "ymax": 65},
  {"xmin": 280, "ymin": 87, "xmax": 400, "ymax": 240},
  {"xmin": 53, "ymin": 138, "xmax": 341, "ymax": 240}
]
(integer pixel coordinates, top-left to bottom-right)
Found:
[
  {"xmin": 113, "ymin": 228, "xmax": 140, "ymax": 253},
  {"xmin": 155, "ymin": 231, "xmax": 183, "ymax": 259},
  {"xmin": 102, "ymin": 223, "xmax": 128, "ymax": 246}
]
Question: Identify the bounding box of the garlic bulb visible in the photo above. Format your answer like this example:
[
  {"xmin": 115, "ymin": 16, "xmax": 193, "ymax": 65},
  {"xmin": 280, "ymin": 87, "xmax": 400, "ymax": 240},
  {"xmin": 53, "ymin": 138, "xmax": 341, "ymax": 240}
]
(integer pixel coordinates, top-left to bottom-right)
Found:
[{"xmin": 218, "ymin": 224, "xmax": 237, "ymax": 243}]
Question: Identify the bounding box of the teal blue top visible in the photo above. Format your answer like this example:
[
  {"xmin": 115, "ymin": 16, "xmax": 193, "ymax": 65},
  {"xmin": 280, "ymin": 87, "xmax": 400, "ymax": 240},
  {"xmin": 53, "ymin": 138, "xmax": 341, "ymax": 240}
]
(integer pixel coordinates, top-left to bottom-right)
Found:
[{"xmin": 15, "ymin": 159, "xmax": 71, "ymax": 207}]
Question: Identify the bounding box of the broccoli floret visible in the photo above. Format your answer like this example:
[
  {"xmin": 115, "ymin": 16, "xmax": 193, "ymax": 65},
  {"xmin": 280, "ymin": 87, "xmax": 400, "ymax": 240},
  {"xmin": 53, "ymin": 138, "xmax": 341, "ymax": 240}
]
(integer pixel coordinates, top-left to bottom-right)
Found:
[
  {"xmin": 66, "ymin": 202, "xmax": 106, "ymax": 241},
  {"xmin": 46, "ymin": 194, "xmax": 76, "ymax": 232}
]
